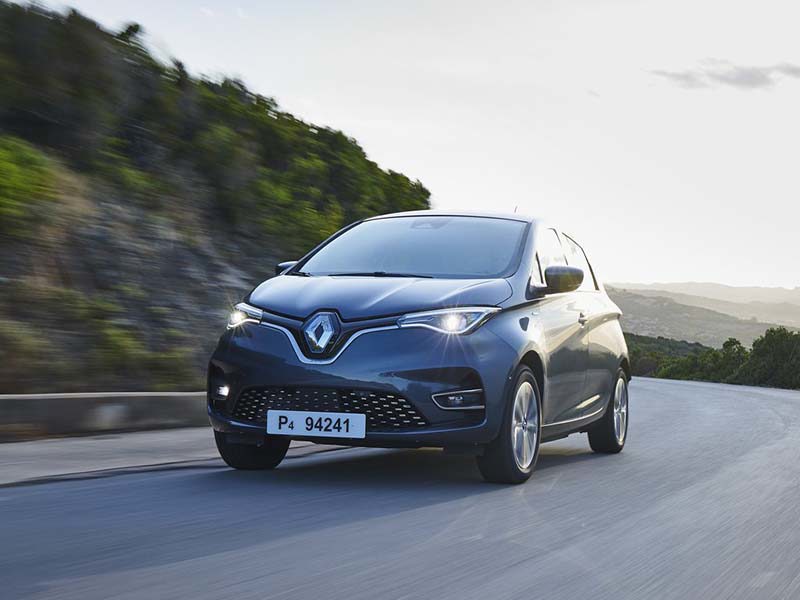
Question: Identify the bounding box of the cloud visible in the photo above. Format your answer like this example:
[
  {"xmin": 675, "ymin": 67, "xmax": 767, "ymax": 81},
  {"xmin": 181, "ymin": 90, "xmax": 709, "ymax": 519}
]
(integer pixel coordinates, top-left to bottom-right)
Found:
[
  {"xmin": 651, "ymin": 60, "xmax": 800, "ymax": 90},
  {"xmin": 650, "ymin": 69, "xmax": 707, "ymax": 89},
  {"xmin": 200, "ymin": 7, "xmax": 214, "ymax": 18}
]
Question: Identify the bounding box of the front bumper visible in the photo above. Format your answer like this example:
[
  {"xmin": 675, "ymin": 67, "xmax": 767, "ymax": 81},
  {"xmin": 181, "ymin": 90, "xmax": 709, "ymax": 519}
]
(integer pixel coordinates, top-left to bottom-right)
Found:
[{"xmin": 207, "ymin": 319, "xmax": 518, "ymax": 448}]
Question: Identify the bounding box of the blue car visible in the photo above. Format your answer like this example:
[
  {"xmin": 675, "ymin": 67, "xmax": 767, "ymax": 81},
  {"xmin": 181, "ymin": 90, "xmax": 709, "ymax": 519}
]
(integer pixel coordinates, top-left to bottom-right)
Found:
[{"xmin": 208, "ymin": 211, "xmax": 630, "ymax": 483}]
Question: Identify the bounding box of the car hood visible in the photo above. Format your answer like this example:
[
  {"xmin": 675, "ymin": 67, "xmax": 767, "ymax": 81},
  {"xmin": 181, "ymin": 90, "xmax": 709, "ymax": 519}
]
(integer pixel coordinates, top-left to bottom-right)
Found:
[{"xmin": 247, "ymin": 275, "xmax": 513, "ymax": 321}]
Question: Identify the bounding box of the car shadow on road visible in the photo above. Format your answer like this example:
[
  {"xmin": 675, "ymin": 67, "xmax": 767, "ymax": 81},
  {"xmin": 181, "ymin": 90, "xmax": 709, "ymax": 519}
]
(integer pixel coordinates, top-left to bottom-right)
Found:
[
  {"xmin": 214, "ymin": 447, "xmax": 487, "ymax": 489},
  {"xmin": 203, "ymin": 438, "xmax": 604, "ymax": 491},
  {"xmin": 536, "ymin": 444, "xmax": 609, "ymax": 472}
]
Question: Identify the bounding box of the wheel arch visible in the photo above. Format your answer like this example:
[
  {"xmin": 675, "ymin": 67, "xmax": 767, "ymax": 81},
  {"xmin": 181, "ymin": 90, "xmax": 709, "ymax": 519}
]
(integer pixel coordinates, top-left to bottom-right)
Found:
[
  {"xmin": 620, "ymin": 356, "xmax": 631, "ymax": 381},
  {"xmin": 519, "ymin": 350, "xmax": 545, "ymax": 399}
]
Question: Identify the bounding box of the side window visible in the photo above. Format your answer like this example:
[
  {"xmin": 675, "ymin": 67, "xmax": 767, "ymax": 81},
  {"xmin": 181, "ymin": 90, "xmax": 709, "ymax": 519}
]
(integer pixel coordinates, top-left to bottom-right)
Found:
[
  {"xmin": 537, "ymin": 229, "xmax": 567, "ymax": 272},
  {"xmin": 562, "ymin": 234, "xmax": 598, "ymax": 291}
]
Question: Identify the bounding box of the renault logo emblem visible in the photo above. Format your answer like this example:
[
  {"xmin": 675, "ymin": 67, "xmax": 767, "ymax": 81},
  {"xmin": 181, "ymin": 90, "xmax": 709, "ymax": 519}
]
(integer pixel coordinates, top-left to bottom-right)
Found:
[{"xmin": 303, "ymin": 312, "xmax": 338, "ymax": 353}]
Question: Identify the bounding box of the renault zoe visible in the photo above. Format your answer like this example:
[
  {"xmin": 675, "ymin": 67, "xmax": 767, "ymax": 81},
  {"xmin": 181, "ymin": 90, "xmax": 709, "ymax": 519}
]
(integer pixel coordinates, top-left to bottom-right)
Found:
[{"xmin": 208, "ymin": 212, "xmax": 630, "ymax": 483}]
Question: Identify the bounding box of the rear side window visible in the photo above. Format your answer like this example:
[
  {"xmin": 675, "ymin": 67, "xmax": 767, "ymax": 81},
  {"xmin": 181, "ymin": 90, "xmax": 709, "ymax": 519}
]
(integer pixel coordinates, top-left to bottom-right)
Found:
[
  {"xmin": 562, "ymin": 234, "xmax": 598, "ymax": 291},
  {"xmin": 537, "ymin": 229, "xmax": 567, "ymax": 271}
]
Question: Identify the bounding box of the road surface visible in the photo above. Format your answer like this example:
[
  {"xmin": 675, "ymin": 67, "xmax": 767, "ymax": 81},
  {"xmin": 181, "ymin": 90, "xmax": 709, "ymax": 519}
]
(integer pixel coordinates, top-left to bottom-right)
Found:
[{"xmin": 2, "ymin": 378, "xmax": 800, "ymax": 599}]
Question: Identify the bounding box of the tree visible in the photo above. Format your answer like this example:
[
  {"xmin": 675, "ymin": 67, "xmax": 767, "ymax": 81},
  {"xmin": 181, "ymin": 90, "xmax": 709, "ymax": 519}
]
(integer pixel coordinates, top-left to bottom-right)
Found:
[
  {"xmin": 735, "ymin": 328, "xmax": 800, "ymax": 389},
  {"xmin": 116, "ymin": 22, "xmax": 142, "ymax": 44}
]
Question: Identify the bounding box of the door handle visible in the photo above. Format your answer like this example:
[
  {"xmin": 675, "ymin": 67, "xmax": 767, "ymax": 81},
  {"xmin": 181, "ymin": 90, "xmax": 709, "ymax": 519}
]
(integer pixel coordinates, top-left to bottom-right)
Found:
[{"xmin": 578, "ymin": 312, "xmax": 588, "ymax": 326}]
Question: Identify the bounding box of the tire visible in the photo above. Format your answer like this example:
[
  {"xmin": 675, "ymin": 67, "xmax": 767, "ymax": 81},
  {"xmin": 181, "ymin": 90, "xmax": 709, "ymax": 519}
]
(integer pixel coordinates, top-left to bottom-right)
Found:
[
  {"xmin": 588, "ymin": 368, "xmax": 629, "ymax": 454},
  {"xmin": 477, "ymin": 366, "xmax": 542, "ymax": 484},
  {"xmin": 214, "ymin": 431, "xmax": 290, "ymax": 470}
]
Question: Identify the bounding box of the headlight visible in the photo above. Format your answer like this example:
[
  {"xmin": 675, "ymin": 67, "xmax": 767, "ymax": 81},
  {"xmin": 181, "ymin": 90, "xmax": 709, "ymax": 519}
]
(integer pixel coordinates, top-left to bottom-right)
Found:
[
  {"xmin": 227, "ymin": 302, "xmax": 263, "ymax": 329},
  {"xmin": 397, "ymin": 307, "xmax": 500, "ymax": 335}
]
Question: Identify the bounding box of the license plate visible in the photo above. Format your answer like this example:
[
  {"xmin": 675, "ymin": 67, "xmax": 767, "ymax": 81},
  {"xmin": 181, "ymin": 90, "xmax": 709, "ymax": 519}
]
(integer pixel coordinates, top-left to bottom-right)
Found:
[{"xmin": 266, "ymin": 410, "xmax": 366, "ymax": 439}]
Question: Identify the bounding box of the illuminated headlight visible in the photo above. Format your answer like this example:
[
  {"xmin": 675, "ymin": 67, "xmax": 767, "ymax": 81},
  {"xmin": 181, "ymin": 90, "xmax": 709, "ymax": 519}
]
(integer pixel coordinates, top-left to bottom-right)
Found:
[
  {"xmin": 397, "ymin": 307, "xmax": 500, "ymax": 335},
  {"xmin": 227, "ymin": 302, "xmax": 263, "ymax": 329}
]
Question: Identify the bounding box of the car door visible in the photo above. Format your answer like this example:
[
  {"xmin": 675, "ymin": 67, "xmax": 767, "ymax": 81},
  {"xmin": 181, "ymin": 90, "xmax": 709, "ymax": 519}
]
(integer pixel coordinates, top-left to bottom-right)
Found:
[
  {"xmin": 535, "ymin": 229, "xmax": 590, "ymax": 425},
  {"xmin": 561, "ymin": 234, "xmax": 614, "ymax": 418}
]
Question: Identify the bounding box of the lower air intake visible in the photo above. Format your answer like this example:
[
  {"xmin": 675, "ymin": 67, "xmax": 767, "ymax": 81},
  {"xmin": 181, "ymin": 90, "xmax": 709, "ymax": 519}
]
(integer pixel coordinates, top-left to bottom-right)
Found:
[{"xmin": 233, "ymin": 387, "xmax": 428, "ymax": 432}]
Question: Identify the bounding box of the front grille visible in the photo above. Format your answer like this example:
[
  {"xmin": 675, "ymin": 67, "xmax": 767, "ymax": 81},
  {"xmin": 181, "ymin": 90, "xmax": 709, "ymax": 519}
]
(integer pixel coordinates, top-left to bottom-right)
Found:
[{"xmin": 233, "ymin": 387, "xmax": 428, "ymax": 431}]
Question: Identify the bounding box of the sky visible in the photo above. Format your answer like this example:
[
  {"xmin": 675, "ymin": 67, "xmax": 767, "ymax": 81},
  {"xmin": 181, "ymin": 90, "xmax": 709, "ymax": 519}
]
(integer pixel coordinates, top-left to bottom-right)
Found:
[{"xmin": 43, "ymin": 0, "xmax": 800, "ymax": 288}]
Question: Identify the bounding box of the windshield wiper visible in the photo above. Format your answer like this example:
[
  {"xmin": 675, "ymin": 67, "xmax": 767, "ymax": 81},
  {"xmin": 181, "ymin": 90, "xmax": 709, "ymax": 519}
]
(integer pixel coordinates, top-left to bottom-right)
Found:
[
  {"xmin": 287, "ymin": 271, "xmax": 313, "ymax": 277},
  {"xmin": 324, "ymin": 271, "xmax": 433, "ymax": 278}
]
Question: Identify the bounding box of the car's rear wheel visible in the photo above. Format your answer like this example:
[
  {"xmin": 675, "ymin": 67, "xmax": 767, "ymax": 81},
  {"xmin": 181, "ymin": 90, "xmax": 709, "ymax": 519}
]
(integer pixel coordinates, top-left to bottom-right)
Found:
[
  {"xmin": 214, "ymin": 431, "xmax": 290, "ymax": 470},
  {"xmin": 588, "ymin": 368, "xmax": 629, "ymax": 453},
  {"xmin": 476, "ymin": 366, "xmax": 541, "ymax": 484}
]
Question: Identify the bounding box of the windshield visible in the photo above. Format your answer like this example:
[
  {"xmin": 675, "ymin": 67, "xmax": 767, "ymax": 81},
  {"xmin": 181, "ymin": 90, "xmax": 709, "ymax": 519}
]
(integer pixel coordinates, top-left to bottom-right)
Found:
[{"xmin": 298, "ymin": 216, "xmax": 528, "ymax": 279}]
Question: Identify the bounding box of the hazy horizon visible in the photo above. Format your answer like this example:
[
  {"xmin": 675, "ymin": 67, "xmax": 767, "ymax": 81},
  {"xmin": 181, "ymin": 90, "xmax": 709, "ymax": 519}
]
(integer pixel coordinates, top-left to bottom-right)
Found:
[
  {"xmin": 610, "ymin": 281, "xmax": 800, "ymax": 291},
  {"xmin": 39, "ymin": 0, "xmax": 800, "ymax": 288}
]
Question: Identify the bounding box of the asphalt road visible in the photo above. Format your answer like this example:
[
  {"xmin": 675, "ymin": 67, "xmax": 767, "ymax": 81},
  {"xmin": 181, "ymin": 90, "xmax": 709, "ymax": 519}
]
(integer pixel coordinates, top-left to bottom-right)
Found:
[{"xmin": 2, "ymin": 378, "xmax": 800, "ymax": 600}]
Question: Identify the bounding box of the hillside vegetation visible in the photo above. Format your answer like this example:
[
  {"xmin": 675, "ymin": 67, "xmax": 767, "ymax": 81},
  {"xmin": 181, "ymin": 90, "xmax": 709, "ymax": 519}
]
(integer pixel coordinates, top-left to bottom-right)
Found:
[
  {"xmin": 0, "ymin": 3, "xmax": 429, "ymax": 392},
  {"xmin": 625, "ymin": 333, "xmax": 711, "ymax": 377},
  {"xmin": 627, "ymin": 328, "xmax": 800, "ymax": 390}
]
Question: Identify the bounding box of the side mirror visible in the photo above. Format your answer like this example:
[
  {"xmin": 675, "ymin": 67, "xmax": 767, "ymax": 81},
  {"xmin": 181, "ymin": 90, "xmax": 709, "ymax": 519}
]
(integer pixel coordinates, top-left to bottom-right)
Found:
[
  {"xmin": 543, "ymin": 265, "xmax": 583, "ymax": 294},
  {"xmin": 275, "ymin": 260, "xmax": 298, "ymax": 276}
]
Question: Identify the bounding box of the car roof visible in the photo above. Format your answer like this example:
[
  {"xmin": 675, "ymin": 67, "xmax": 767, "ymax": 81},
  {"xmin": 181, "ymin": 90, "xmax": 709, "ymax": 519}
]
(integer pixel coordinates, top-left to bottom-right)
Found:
[{"xmin": 365, "ymin": 209, "xmax": 543, "ymax": 225}]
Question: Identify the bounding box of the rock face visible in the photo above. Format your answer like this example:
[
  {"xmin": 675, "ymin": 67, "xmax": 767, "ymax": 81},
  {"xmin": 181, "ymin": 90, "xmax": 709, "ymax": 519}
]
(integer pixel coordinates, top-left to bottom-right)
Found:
[{"xmin": 0, "ymin": 174, "xmax": 286, "ymax": 394}]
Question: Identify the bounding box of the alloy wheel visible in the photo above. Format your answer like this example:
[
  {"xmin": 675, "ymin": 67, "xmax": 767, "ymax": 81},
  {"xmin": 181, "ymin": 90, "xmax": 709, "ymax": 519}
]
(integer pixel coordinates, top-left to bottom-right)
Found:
[
  {"xmin": 613, "ymin": 376, "xmax": 628, "ymax": 444},
  {"xmin": 511, "ymin": 381, "xmax": 539, "ymax": 470}
]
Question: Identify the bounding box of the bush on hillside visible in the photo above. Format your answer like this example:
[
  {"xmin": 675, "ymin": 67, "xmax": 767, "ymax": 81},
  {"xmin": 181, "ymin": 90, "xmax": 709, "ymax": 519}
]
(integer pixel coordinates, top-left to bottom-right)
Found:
[{"xmin": 0, "ymin": 135, "xmax": 55, "ymax": 236}]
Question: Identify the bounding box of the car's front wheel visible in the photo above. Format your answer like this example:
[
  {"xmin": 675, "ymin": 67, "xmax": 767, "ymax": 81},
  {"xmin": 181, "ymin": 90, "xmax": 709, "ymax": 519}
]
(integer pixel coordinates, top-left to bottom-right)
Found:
[
  {"xmin": 214, "ymin": 431, "xmax": 290, "ymax": 470},
  {"xmin": 588, "ymin": 368, "xmax": 629, "ymax": 453},
  {"xmin": 476, "ymin": 366, "xmax": 541, "ymax": 484}
]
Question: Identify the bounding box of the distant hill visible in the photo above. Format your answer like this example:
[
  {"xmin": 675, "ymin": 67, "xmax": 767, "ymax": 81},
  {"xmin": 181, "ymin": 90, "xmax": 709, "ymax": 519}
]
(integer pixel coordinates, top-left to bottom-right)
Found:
[
  {"xmin": 609, "ymin": 287, "xmax": 800, "ymax": 328},
  {"xmin": 612, "ymin": 282, "xmax": 800, "ymax": 307},
  {"xmin": 607, "ymin": 287, "xmax": 791, "ymax": 347}
]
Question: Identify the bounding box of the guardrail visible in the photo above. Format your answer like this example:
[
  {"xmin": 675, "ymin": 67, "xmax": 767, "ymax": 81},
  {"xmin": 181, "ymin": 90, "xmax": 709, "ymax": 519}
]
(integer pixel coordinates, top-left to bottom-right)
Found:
[{"xmin": 0, "ymin": 391, "xmax": 207, "ymax": 442}]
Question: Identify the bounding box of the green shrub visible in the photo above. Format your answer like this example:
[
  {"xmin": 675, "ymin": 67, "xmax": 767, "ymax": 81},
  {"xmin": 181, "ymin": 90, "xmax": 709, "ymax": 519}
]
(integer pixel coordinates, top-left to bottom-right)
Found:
[
  {"xmin": 656, "ymin": 338, "xmax": 749, "ymax": 383},
  {"xmin": 734, "ymin": 328, "xmax": 800, "ymax": 389},
  {"xmin": 96, "ymin": 139, "xmax": 163, "ymax": 205},
  {"xmin": 625, "ymin": 333, "xmax": 710, "ymax": 377},
  {"xmin": 195, "ymin": 124, "xmax": 259, "ymax": 223},
  {"xmin": 257, "ymin": 167, "xmax": 344, "ymax": 255},
  {"xmin": 0, "ymin": 135, "xmax": 55, "ymax": 236}
]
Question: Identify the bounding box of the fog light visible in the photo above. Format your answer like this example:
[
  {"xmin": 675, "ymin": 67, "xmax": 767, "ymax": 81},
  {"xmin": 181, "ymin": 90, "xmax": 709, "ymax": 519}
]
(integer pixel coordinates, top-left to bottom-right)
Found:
[
  {"xmin": 216, "ymin": 385, "xmax": 229, "ymax": 398},
  {"xmin": 432, "ymin": 388, "xmax": 484, "ymax": 410}
]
